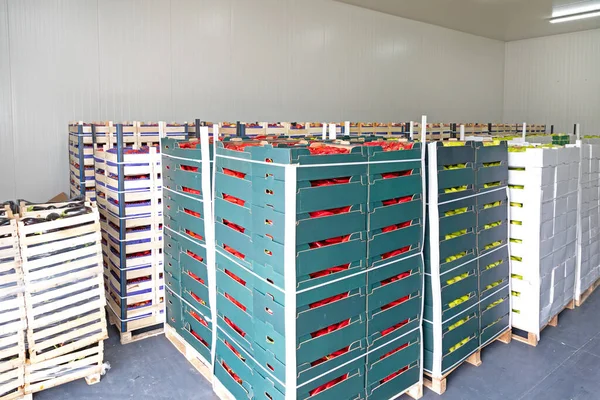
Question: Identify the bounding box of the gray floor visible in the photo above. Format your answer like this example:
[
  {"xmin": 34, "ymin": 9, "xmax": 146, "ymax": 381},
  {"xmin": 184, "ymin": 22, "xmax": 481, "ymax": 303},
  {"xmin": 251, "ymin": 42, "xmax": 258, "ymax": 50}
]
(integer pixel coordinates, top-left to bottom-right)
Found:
[{"xmin": 36, "ymin": 289, "xmax": 600, "ymax": 400}]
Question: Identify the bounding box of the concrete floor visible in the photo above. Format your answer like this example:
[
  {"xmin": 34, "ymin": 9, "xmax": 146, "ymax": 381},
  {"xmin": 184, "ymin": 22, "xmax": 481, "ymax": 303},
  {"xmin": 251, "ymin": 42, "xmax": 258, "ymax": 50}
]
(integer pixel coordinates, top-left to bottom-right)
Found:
[{"xmin": 36, "ymin": 289, "xmax": 600, "ymax": 400}]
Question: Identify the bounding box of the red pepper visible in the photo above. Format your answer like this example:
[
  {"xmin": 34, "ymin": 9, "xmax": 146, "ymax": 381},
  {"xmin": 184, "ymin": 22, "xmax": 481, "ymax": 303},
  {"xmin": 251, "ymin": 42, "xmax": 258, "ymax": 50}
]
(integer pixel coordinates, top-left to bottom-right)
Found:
[
  {"xmin": 381, "ymin": 170, "xmax": 412, "ymax": 179},
  {"xmin": 225, "ymin": 293, "xmax": 247, "ymax": 312},
  {"xmin": 309, "ymin": 264, "xmax": 350, "ymax": 279},
  {"xmin": 381, "ymin": 221, "xmax": 411, "ymax": 233},
  {"xmin": 223, "ymin": 168, "xmax": 246, "ymax": 179},
  {"xmin": 223, "ymin": 219, "xmax": 245, "ymax": 233},
  {"xmin": 382, "ymin": 195, "xmax": 413, "ymax": 206},
  {"xmin": 184, "ymin": 208, "xmax": 201, "ymax": 218},
  {"xmin": 308, "ymin": 146, "xmax": 350, "ymax": 155},
  {"xmin": 223, "ymin": 193, "xmax": 245, "ymax": 206},
  {"xmin": 309, "ymin": 373, "xmax": 349, "ymax": 397},
  {"xmin": 381, "ymin": 245, "xmax": 411, "ymax": 260},
  {"xmin": 180, "ymin": 164, "xmax": 199, "ymax": 172},
  {"xmin": 310, "ymin": 346, "xmax": 350, "ymax": 367},
  {"xmin": 187, "ymin": 271, "xmax": 205, "ymax": 285},
  {"xmin": 190, "ymin": 291, "xmax": 206, "ymax": 306},
  {"xmin": 310, "ymin": 177, "xmax": 351, "ymax": 187},
  {"xmin": 363, "ymin": 141, "xmax": 414, "ymax": 151},
  {"xmin": 128, "ymin": 250, "xmax": 151, "ymax": 259},
  {"xmin": 381, "ymin": 295, "xmax": 410, "ymax": 311},
  {"xmin": 380, "ymin": 343, "xmax": 409, "ymax": 360},
  {"xmin": 223, "ymin": 244, "xmax": 245, "ymax": 260},
  {"xmin": 310, "ymin": 319, "xmax": 351, "ymax": 339},
  {"xmin": 225, "ymin": 269, "xmax": 246, "ymax": 286},
  {"xmin": 224, "ymin": 316, "xmax": 246, "ymax": 337},
  {"xmin": 309, "ymin": 234, "xmax": 351, "ymax": 249},
  {"xmin": 222, "ymin": 361, "xmax": 243, "ymax": 385},
  {"xmin": 381, "ymin": 319, "xmax": 409, "ymax": 336},
  {"xmin": 185, "ymin": 229, "xmax": 204, "ymax": 241},
  {"xmin": 186, "ymin": 250, "xmax": 204, "ymax": 262},
  {"xmin": 380, "ymin": 271, "xmax": 411, "ymax": 286},
  {"xmin": 189, "ymin": 310, "xmax": 209, "ymax": 327},
  {"xmin": 309, "ymin": 206, "xmax": 351, "ymax": 218},
  {"xmin": 309, "ymin": 292, "xmax": 349, "ymax": 309},
  {"xmin": 182, "ymin": 187, "xmax": 201, "ymax": 195},
  {"xmin": 224, "ymin": 340, "xmax": 245, "ymax": 361},
  {"xmin": 380, "ymin": 366, "xmax": 409, "ymax": 384},
  {"xmin": 224, "ymin": 142, "xmax": 262, "ymax": 152}
]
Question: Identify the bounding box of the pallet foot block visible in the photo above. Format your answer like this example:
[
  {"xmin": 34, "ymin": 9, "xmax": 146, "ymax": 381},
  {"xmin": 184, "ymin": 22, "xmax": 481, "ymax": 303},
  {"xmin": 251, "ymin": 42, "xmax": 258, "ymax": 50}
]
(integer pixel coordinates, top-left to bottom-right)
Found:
[{"xmin": 423, "ymin": 141, "xmax": 511, "ymax": 393}]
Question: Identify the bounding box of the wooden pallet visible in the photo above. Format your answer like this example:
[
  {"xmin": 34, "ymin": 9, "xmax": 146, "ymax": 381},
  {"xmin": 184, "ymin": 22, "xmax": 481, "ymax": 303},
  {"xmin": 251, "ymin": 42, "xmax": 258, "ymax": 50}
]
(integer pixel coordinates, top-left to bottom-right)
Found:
[
  {"xmin": 512, "ymin": 300, "xmax": 575, "ymax": 347},
  {"xmin": 164, "ymin": 324, "xmax": 212, "ymax": 382},
  {"xmin": 575, "ymin": 277, "xmax": 600, "ymax": 307},
  {"xmin": 107, "ymin": 309, "xmax": 164, "ymax": 345},
  {"xmin": 24, "ymin": 340, "xmax": 105, "ymax": 394},
  {"xmin": 423, "ymin": 328, "xmax": 511, "ymax": 395}
]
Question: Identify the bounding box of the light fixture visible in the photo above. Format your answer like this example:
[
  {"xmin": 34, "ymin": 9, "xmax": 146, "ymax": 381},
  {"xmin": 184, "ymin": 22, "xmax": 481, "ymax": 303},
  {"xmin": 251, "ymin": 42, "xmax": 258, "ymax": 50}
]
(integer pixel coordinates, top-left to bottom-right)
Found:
[{"xmin": 550, "ymin": 10, "xmax": 600, "ymax": 23}]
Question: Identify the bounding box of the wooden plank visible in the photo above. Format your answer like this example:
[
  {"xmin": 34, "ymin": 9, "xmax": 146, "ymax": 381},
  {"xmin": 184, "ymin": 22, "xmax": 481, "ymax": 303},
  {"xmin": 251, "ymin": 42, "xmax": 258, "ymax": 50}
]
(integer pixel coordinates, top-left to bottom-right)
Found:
[
  {"xmin": 575, "ymin": 277, "xmax": 600, "ymax": 307},
  {"xmin": 164, "ymin": 324, "xmax": 212, "ymax": 382}
]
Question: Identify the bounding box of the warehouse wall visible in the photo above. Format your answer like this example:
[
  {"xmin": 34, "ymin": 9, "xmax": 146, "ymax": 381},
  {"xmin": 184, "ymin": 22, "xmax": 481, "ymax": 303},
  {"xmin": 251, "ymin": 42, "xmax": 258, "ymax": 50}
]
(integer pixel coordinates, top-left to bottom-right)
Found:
[
  {"xmin": 0, "ymin": 0, "xmax": 505, "ymax": 201},
  {"xmin": 504, "ymin": 28, "xmax": 600, "ymax": 134}
]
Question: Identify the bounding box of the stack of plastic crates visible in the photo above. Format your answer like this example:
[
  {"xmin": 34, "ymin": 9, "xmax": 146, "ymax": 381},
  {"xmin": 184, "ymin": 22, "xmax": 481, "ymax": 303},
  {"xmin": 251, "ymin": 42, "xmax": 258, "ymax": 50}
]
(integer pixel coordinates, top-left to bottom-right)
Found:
[
  {"xmin": 211, "ymin": 136, "xmax": 424, "ymax": 400},
  {"xmin": 96, "ymin": 125, "xmax": 166, "ymax": 344}
]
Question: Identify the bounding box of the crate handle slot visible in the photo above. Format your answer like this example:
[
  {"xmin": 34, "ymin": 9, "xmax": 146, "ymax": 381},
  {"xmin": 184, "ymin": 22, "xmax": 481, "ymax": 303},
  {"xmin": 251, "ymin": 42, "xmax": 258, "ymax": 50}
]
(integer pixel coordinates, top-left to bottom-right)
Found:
[
  {"xmin": 265, "ymin": 189, "xmax": 274, "ymax": 195},
  {"xmin": 266, "ymin": 336, "xmax": 275, "ymax": 344},
  {"xmin": 265, "ymin": 219, "xmax": 273, "ymax": 225},
  {"xmin": 265, "ymin": 307, "xmax": 273, "ymax": 315},
  {"xmin": 264, "ymin": 249, "xmax": 272, "ymax": 256}
]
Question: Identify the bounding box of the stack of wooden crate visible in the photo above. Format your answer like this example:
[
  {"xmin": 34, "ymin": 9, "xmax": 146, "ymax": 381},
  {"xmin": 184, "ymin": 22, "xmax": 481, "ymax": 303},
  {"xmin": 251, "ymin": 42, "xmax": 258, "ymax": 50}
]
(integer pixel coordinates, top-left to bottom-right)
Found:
[
  {"xmin": 18, "ymin": 201, "xmax": 107, "ymax": 394},
  {"xmin": 94, "ymin": 128, "xmax": 166, "ymax": 344},
  {"xmin": 0, "ymin": 206, "xmax": 26, "ymax": 400}
]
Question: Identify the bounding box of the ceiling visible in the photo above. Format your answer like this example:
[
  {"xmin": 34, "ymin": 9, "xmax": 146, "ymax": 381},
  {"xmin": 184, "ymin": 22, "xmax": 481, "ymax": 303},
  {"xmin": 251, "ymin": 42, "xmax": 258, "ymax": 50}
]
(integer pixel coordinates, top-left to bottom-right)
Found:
[{"xmin": 335, "ymin": 0, "xmax": 600, "ymax": 41}]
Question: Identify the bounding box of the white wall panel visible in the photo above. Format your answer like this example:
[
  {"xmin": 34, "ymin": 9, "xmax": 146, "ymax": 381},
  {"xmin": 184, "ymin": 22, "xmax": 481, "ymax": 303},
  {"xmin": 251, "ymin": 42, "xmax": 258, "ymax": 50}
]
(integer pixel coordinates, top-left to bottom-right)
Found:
[
  {"xmin": 7, "ymin": 0, "xmax": 100, "ymax": 202},
  {"xmin": 3, "ymin": 0, "xmax": 505, "ymax": 201},
  {"xmin": 504, "ymin": 29, "xmax": 600, "ymax": 134},
  {"xmin": 98, "ymin": 0, "xmax": 172, "ymax": 121},
  {"xmin": 0, "ymin": 0, "xmax": 15, "ymax": 199}
]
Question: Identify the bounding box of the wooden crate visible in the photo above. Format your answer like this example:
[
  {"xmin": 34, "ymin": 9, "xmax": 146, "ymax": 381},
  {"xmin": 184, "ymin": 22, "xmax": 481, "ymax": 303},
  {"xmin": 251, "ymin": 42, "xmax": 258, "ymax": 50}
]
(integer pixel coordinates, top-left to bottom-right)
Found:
[
  {"xmin": 0, "ymin": 292, "xmax": 26, "ymax": 400},
  {"xmin": 18, "ymin": 205, "xmax": 108, "ymax": 363},
  {"xmin": 24, "ymin": 341, "xmax": 105, "ymax": 394}
]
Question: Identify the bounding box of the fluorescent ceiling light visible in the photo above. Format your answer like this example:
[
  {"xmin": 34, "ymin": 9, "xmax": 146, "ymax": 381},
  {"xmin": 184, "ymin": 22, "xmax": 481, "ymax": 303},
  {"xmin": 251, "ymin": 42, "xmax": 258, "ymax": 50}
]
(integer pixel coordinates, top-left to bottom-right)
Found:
[
  {"xmin": 552, "ymin": 0, "xmax": 600, "ymax": 17},
  {"xmin": 550, "ymin": 9, "xmax": 600, "ymax": 22}
]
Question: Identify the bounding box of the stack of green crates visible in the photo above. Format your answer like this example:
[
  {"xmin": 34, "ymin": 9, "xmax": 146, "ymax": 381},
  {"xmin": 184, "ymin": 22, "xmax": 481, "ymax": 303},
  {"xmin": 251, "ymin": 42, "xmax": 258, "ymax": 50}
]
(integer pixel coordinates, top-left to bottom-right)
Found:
[
  {"xmin": 552, "ymin": 135, "xmax": 571, "ymax": 145},
  {"xmin": 161, "ymin": 137, "xmax": 214, "ymax": 365},
  {"xmin": 212, "ymin": 138, "xmax": 424, "ymax": 400},
  {"xmin": 424, "ymin": 140, "xmax": 509, "ymax": 379}
]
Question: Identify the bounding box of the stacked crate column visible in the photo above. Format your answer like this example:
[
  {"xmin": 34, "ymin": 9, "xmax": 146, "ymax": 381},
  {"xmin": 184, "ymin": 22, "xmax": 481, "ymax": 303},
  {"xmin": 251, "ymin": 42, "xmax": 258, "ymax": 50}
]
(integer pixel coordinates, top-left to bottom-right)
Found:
[
  {"xmin": 213, "ymin": 140, "xmax": 369, "ymax": 400},
  {"xmin": 474, "ymin": 141, "xmax": 510, "ymax": 347},
  {"xmin": 18, "ymin": 203, "xmax": 107, "ymax": 393},
  {"xmin": 424, "ymin": 141, "xmax": 481, "ymax": 378},
  {"xmin": 103, "ymin": 125, "xmax": 165, "ymax": 338},
  {"xmin": 0, "ymin": 209, "xmax": 26, "ymax": 399},
  {"xmin": 364, "ymin": 141, "xmax": 424, "ymax": 400},
  {"xmin": 69, "ymin": 122, "xmax": 96, "ymax": 201},
  {"xmin": 161, "ymin": 134, "xmax": 215, "ymax": 366}
]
